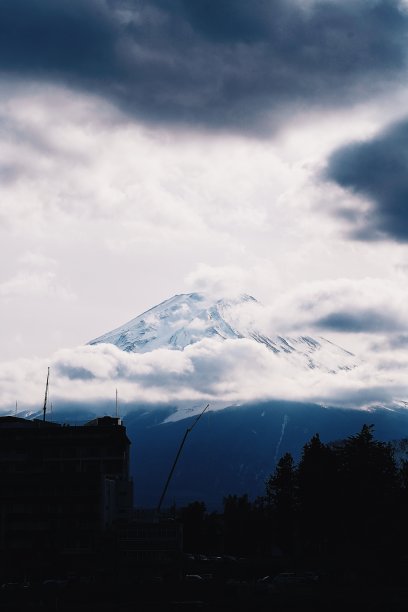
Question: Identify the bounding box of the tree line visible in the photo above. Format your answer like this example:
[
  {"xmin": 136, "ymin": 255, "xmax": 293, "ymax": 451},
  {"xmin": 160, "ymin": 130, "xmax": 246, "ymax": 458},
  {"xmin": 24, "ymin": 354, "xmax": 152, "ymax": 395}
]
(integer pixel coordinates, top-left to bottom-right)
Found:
[{"xmin": 179, "ymin": 425, "xmax": 408, "ymax": 569}]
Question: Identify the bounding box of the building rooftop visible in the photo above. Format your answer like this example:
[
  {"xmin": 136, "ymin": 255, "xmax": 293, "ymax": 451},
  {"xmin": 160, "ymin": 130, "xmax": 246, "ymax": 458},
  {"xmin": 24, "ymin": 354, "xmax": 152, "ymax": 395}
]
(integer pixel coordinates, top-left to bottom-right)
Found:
[{"xmin": 0, "ymin": 415, "xmax": 122, "ymax": 428}]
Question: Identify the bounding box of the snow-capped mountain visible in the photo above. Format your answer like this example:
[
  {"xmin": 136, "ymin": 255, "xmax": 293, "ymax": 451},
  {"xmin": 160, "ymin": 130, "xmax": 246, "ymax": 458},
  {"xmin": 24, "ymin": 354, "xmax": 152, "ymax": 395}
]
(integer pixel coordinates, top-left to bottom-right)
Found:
[
  {"xmin": 90, "ymin": 293, "xmax": 254, "ymax": 351},
  {"xmin": 89, "ymin": 292, "xmax": 357, "ymax": 373}
]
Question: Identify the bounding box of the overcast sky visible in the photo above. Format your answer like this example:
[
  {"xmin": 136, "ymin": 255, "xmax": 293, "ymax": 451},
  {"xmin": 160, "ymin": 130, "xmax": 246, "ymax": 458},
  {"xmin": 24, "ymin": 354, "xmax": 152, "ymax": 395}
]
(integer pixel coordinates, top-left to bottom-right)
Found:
[{"xmin": 2, "ymin": 0, "xmax": 408, "ymax": 413}]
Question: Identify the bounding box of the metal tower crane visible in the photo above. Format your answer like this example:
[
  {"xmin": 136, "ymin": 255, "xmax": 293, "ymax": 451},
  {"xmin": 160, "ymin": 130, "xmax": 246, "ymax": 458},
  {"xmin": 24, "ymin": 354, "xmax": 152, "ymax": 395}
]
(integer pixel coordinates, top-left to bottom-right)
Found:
[
  {"xmin": 156, "ymin": 403, "xmax": 209, "ymax": 514},
  {"xmin": 42, "ymin": 367, "xmax": 50, "ymax": 422}
]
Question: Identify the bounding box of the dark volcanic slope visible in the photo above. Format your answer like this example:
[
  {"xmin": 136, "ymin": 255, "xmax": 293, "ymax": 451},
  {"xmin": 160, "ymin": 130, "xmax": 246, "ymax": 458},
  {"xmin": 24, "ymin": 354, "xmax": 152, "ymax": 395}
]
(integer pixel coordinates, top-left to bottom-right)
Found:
[{"xmin": 122, "ymin": 401, "xmax": 408, "ymax": 509}]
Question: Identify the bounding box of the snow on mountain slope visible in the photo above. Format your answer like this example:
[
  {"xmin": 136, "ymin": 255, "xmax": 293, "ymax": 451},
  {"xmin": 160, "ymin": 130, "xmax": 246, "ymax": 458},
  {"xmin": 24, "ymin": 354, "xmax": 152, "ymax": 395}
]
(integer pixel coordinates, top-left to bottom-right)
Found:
[
  {"xmin": 89, "ymin": 293, "xmax": 255, "ymax": 351},
  {"xmin": 89, "ymin": 292, "xmax": 357, "ymax": 374}
]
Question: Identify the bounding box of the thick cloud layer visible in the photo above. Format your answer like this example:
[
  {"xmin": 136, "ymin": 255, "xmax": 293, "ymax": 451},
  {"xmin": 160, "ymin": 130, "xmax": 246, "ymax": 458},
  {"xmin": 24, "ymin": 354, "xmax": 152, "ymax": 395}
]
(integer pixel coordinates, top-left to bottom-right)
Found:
[
  {"xmin": 1, "ymin": 0, "xmax": 407, "ymax": 131},
  {"xmin": 259, "ymin": 277, "xmax": 408, "ymax": 336},
  {"xmin": 315, "ymin": 311, "xmax": 401, "ymax": 333},
  {"xmin": 0, "ymin": 331, "xmax": 404, "ymax": 416},
  {"xmin": 2, "ymin": 278, "xmax": 408, "ymax": 416},
  {"xmin": 326, "ymin": 117, "xmax": 408, "ymax": 241}
]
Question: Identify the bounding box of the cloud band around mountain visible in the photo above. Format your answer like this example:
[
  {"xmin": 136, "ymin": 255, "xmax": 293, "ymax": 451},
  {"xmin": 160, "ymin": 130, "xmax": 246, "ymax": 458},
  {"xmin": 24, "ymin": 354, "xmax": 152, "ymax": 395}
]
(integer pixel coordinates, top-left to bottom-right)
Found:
[
  {"xmin": 315, "ymin": 310, "xmax": 402, "ymax": 334},
  {"xmin": 2, "ymin": 278, "xmax": 408, "ymax": 415}
]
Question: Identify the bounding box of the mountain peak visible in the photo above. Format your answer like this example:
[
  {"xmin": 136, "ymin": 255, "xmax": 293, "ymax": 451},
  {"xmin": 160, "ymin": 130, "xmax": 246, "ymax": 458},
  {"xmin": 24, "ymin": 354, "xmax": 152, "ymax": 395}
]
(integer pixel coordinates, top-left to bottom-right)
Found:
[
  {"xmin": 88, "ymin": 292, "xmax": 259, "ymax": 353},
  {"xmin": 88, "ymin": 292, "xmax": 357, "ymax": 374}
]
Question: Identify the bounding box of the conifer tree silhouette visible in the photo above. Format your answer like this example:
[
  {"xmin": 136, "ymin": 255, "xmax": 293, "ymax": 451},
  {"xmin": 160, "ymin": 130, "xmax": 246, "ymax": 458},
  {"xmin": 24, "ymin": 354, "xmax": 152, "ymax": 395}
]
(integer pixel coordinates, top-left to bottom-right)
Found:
[
  {"xmin": 297, "ymin": 433, "xmax": 338, "ymax": 557},
  {"xmin": 338, "ymin": 424, "xmax": 398, "ymax": 560},
  {"xmin": 265, "ymin": 452, "xmax": 297, "ymax": 553}
]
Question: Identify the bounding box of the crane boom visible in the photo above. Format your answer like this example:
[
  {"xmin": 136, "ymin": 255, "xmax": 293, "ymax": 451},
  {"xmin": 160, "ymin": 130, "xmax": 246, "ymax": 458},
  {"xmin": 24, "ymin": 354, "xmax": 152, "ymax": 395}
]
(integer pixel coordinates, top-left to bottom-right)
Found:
[
  {"xmin": 43, "ymin": 367, "xmax": 50, "ymax": 422},
  {"xmin": 156, "ymin": 404, "xmax": 209, "ymax": 514}
]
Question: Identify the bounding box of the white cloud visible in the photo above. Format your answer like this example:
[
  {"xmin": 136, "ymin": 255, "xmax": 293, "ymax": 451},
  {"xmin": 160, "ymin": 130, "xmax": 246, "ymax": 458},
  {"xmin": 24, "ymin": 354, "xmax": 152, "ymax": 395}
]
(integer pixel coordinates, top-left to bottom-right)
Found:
[
  {"xmin": 0, "ymin": 270, "xmax": 74, "ymax": 301},
  {"xmin": 260, "ymin": 277, "xmax": 408, "ymax": 338},
  {"xmin": 185, "ymin": 264, "xmax": 257, "ymax": 299},
  {"xmin": 1, "ymin": 79, "xmax": 408, "ymax": 373},
  {"xmin": 0, "ymin": 247, "xmax": 74, "ymax": 301},
  {"xmin": 1, "ymin": 285, "xmax": 408, "ymax": 416}
]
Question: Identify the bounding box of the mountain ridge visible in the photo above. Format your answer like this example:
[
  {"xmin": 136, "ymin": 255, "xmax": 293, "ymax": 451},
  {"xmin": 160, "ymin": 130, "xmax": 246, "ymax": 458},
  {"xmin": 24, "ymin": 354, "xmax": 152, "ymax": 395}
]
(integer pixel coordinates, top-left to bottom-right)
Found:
[{"xmin": 88, "ymin": 292, "xmax": 358, "ymax": 374}]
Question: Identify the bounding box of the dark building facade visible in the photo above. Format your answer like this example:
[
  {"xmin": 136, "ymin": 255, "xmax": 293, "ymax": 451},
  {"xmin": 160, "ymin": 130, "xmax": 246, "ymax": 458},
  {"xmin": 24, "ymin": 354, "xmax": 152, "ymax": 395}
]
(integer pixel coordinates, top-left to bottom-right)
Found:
[
  {"xmin": 0, "ymin": 415, "xmax": 132, "ymax": 564},
  {"xmin": 117, "ymin": 508, "xmax": 184, "ymax": 565}
]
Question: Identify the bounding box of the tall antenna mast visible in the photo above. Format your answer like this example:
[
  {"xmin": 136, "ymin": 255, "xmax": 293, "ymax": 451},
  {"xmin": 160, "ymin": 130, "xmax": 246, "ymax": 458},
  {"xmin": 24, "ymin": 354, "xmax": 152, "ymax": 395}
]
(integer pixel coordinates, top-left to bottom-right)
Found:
[
  {"xmin": 43, "ymin": 367, "xmax": 50, "ymax": 422},
  {"xmin": 115, "ymin": 389, "xmax": 118, "ymax": 418}
]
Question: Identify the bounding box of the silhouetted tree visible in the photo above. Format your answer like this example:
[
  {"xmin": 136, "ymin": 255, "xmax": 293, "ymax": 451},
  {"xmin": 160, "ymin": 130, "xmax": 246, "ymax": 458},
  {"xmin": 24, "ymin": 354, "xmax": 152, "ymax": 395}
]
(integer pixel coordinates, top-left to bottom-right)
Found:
[
  {"xmin": 181, "ymin": 425, "xmax": 406, "ymax": 568},
  {"xmin": 393, "ymin": 458, "xmax": 408, "ymax": 553},
  {"xmin": 337, "ymin": 424, "xmax": 399, "ymax": 560},
  {"xmin": 223, "ymin": 494, "xmax": 253, "ymax": 554},
  {"xmin": 265, "ymin": 453, "xmax": 297, "ymax": 553},
  {"xmin": 297, "ymin": 433, "xmax": 338, "ymax": 557}
]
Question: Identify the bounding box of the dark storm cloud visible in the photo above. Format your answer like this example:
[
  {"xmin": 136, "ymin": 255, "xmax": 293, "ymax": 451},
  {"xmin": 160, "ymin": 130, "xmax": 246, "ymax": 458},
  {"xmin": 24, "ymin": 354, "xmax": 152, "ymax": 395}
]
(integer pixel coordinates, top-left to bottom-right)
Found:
[
  {"xmin": 326, "ymin": 118, "xmax": 408, "ymax": 241},
  {"xmin": 388, "ymin": 334, "xmax": 408, "ymax": 349},
  {"xmin": 0, "ymin": 163, "xmax": 21, "ymax": 184},
  {"xmin": 56, "ymin": 364, "xmax": 96, "ymax": 381},
  {"xmin": 1, "ymin": 0, "xmax": 408, "ymax": 132},
  {"xmin": 372, "ymin": 333, "xmax": 408, "ymax": 350},
  {"xmin": 0, "ymin": 0, "xmax": 115, "ymax": 74},
  {"xmin": 315, "ymin": 309, "xmax": 402, "ymax": 333}
]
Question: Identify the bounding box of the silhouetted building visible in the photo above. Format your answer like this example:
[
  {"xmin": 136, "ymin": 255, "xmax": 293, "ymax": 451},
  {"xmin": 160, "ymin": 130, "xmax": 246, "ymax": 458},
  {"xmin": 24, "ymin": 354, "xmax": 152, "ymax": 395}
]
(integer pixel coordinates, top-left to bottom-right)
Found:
[
  {"xmin": 117, "ymin": 509, "xmax": 183, "ymax": 564},
  {"xmin": 0, "ymin": 415, "xmax": 132, "ymax": 561}
]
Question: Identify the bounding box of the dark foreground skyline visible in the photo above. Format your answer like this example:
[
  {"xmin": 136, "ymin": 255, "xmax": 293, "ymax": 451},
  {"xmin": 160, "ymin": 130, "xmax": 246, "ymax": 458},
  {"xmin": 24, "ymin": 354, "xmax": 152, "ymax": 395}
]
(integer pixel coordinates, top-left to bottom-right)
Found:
[{"xmin": 1, "ymin": 413, "xmax": 408, "ymax": 610}]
